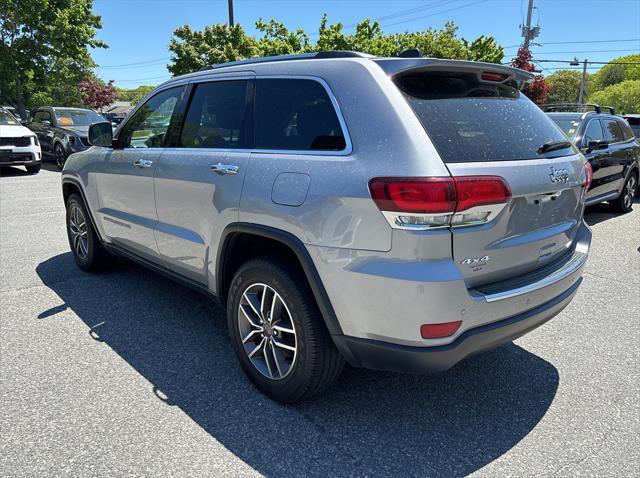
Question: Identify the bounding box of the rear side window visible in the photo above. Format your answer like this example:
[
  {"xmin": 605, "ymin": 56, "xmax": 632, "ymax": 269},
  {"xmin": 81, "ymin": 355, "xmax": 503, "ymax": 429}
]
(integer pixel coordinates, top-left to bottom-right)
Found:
[
  {"xmin": 602, "ymin": 119, "xmax": 625, "ymax": 143},
  {"xmin": 583, "ymin": 119, "xmax": 604, "ymax": 144},
  {"xmin": 180, "ymin": 80, "xmax": 250, "ymax": 149},
  {"xmin": 395, "ymin": 71, "xmax": 575, "ymax": 162},
  {"xmin": 617, "ymin": 120, "xmax": 635, "ymax": 141},
  {"xmin": 255, "ymin": 79, "xmax": 346, "ymax": 151}
]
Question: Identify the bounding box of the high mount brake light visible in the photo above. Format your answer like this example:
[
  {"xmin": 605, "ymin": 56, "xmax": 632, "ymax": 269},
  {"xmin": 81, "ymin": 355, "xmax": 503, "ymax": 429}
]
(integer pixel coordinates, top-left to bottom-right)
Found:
[
  {"xmin": 369, "ymin": 176, "xmax": 511, "ymax": 230},
  {"xmin": 481, "ymin": 71, "xmax": 509, "ymax": 82}
]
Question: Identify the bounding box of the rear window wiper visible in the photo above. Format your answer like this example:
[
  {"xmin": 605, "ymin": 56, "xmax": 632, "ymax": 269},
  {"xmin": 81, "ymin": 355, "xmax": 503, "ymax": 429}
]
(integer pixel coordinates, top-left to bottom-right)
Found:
[{"xmin": 538, "ymin": 140, "xmax": 572, "ymax": 154}]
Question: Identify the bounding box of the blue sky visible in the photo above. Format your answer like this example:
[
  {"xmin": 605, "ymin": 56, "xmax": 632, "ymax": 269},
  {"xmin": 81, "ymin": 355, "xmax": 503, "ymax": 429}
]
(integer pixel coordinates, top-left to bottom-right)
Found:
[{"xmin": 91, "ymin": 0, "xmax": 640, "ymax": 88}]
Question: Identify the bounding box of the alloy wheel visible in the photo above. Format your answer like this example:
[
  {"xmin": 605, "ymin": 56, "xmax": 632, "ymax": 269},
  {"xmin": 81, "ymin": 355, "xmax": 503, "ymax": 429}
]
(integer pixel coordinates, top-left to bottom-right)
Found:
[
  {"xmin": 68, "ymin": 204, "xmax": 89, "ymax": 260},
  {"xmin": 55, "ymin": 146, "xmax": 66, "ymax": 169},
  {"xmin": 624, "ymin": 176, "xmax": 636, "ymax": 209},
  {"xmin": 238, "ymin": 283, "xmax": 298, "ymax": 380}
]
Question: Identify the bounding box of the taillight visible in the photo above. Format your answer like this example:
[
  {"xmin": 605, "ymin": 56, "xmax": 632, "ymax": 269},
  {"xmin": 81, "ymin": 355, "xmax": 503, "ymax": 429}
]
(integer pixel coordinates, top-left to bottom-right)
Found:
[
  {"xmin": 453, "ymin": 176, "xmax": 511, "ymax": 212},
  {"xmin": 582, "ymin": 161, "xmax": 593, "ymax": 189},
  {"xmin": 369, "ymin": 178, "xmax": 456, "ymax": 213},
  {"xmin": 369, "ymin": 176, "xmax": 511, "ymax": 230}
]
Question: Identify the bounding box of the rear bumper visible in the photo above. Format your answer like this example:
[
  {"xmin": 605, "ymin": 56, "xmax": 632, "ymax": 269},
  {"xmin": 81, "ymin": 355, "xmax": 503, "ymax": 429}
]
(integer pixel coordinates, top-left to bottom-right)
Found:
[{"xmin": 334, "ymin": 278, "xmax": 581, "ymax": 373}]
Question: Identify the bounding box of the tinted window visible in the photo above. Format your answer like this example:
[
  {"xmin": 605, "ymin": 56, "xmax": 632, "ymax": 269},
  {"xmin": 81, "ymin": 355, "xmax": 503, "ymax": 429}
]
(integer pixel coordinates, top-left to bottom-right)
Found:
[
  {"xmin": 396, "ymin": 71, "xmax": 576, "ymax": 162},
  {"xmin": 617, "ymin": 120, "xmax": 634, "ymax": 141},
  {"xmin": 583, "ymin": 119, "xmax": 604, "ymax": 144},
  {"xmin": 179, "ymin": 80, "xmax": 249, "ymax": 149},
  {"xmin": 118, "ymin": 87, "xmax": 184, "ymax": 148},
  {"xmin": 255, "ymin": 79, "xmax": 346, "ymax": 151},
  {"xmin": 34, "ymin": 111, "xmax": 51, "ymax": 123},
  {"xmin": 602, "ymin": 119, "xmax": 625, "ymax": 143}
]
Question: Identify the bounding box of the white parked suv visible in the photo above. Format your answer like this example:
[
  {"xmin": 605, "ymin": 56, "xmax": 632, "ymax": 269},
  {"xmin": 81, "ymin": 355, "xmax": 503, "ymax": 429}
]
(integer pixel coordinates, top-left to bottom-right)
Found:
[{"xmin": 0, "ymin": 107, "xmax": 41, "ymax": 174}]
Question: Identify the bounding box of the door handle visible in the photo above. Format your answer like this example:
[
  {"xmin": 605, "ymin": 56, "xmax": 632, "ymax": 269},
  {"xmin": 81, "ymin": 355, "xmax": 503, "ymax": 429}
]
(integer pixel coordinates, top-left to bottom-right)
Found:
[
  {"xmin": 133, "ymin": 158, "xmax": 153, "ymax": 168},
  {"xmin": 210, "ymin": 163, "xmax": 239, "ymax": 175}
]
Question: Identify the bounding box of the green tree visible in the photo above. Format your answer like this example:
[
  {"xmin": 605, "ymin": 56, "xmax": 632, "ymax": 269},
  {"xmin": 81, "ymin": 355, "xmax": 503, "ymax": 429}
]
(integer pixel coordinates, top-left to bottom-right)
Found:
[
  {"xmin": 167, "ymin": 23, "xmax": 257, "ymax": 76},
  {"xmin": 116, "ymin": 85, "xmax": 155, "ymax": 106},
  {"xmin": 592, "ymin": 54, "xmax": 640, "ymax": 90},
  {"xmin": 167, "ymin": 16, "xmax": 504, "ymax": 75},
  {"xmin": 546, "ymin": 70, "xmax": 591, "ymax": 104},
  {"xmin": 589, "ymin": 79, "xmax": 640, "ymax": 114},
  {"xmin": 0, "ymin": 0, "xmax": 106, "ymax": 115},
  {"xmin": 255, "ymin": 19, "xmax": 309, "ymax": 57}
]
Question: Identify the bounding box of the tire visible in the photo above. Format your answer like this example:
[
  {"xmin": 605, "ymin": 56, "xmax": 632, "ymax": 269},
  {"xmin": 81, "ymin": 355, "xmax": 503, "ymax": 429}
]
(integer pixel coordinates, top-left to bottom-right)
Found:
[
  {"xmin": 55, "ymin": 143, "xmax": 67, "ymax": 170},
  {"xmin": 26, "ymin": 164, "xmax": 41, "ymax": 174},
  {"xmin": 65, "ymin": 193, "xmax": 111, "ymax": 272},
  {"xmin": 227, "ymin": 256, "xmax": 344, "ymax": 403},
  {"xmin": 610, "ymin": 172, "xmax": 637, "ymax": 213}
]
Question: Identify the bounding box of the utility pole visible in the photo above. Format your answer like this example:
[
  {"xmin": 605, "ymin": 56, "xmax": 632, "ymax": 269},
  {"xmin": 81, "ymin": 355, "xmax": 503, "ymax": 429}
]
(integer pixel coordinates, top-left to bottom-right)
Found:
[
  {"xmin": 578, "ymin": 59, "xmax": 588, "ymax": 104},
  {"xmin": 521, "ymin": 0, "xmax": 540, "ymax": 50},
  {"xmin": 228, "ymin": 0, "xmax": 234, "ymax": 26}
]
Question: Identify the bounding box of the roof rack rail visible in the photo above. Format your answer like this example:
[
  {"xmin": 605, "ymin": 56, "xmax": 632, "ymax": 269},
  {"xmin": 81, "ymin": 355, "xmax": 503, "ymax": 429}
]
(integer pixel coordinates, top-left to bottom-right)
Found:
[
  {"xmin": 198, "ymin": 50, "xmax": 371, "ymax": 71},
  {"xmin": 541, "ymin": 103, "xmax": 616, "ymax": 115}
]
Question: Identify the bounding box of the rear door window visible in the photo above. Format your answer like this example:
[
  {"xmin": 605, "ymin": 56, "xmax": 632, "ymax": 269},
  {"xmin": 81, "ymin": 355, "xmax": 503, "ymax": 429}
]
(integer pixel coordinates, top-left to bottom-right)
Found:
[
  {"xmin": 254, "ymin": 79, "xmax": 346, "ymax": 151},
  {"xmin": 179, "ymin": 80, "xmax": 250, "ymax": 149},
  {"xmin": 617, "ymin": 120, "xmax": 635, "ymax": 141},
  {"xmin": 395, "ymin": 71, "xmax": 576, "ymax": 162},
  {"xmin": 602, "ymin": 119, "xmax": 625, "ymax": 144},
  {"xmin": 583, "ymin": 119, "xmax": 604, "ymax": 144}
]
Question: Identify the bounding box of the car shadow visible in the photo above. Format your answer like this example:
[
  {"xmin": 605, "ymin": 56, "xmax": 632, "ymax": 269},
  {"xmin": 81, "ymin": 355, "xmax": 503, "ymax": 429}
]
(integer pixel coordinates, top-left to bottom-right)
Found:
[
  {"xmin": 36, "ymin": 253, "xmax": 559, "ymax": 476},
  {"xmin": 584, "ymin": 197, "xmax": 640, "ymax": 226},
  {"xmin": 0, "ymin": 165, "xmax": 32, "ymax": 176}
]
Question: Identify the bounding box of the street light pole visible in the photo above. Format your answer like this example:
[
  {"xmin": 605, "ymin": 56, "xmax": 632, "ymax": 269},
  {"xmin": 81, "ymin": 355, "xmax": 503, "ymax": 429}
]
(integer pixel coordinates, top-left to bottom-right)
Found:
[
  {"xmin": 578, "ymin": 59, "xmax": 588, "ymax": 104},
  {"xmin": 228, "ymin": 0, "xmax": 234, "ymax": 26}
]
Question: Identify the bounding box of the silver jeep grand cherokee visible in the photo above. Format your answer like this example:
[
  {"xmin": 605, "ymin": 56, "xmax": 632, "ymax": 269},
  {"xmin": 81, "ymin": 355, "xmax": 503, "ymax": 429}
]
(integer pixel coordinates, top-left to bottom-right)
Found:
[{"xmin": 61, "ymin": 51, "xmax": 592, "ymax": 402}]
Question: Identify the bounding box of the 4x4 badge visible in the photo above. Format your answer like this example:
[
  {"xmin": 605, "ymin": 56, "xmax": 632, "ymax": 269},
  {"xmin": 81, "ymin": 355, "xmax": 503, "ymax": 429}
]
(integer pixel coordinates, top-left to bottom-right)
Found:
[
  {"xmin": 549, "ymin": 167, "xmax": 570, "ymax": 183},
  {"xmin": 461, "ymin": 256, "xmax": 490, "ymax": 265}
]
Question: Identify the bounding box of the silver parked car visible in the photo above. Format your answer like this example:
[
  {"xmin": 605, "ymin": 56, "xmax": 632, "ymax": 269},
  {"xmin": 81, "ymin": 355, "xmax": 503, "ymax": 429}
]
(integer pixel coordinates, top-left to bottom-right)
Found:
[{"xmin": 61, "ymin": 51, "xmax": 592, "ymax": 402}]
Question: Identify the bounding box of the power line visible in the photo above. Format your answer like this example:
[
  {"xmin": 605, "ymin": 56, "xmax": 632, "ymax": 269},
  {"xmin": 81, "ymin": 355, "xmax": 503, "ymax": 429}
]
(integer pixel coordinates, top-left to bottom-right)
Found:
[
  {"xmin": 534, "ymin": 59, "xmax": 640, "ymax": 64},
  {"xmin": 532, "ymin": 49, "xmax": 640, "ymax": 55},
  {"xmin": 505, "ymin": 38, "xmax": 640, "ymax": 48},
  {"xmin": 380, "ymin": 0, "xmax": 488, "ymax": 29}
]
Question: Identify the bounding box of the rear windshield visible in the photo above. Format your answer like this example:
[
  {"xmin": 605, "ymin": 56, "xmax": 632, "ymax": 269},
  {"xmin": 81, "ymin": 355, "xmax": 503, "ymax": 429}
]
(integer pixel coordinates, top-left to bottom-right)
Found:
[
  {"xmin": 395, "ymin": 71, "xmax": 575, "ymax": 162},
  {"xmin": 548, "ymin": 116, "xmax": 582, "ymax": 139}
]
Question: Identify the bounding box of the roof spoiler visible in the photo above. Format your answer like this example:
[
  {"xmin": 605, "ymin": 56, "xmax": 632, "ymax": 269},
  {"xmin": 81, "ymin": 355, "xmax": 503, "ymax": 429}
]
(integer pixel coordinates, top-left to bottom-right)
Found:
[{"xmin": 374, "ymin": 57, "xmax": 535, "ymax": 90}]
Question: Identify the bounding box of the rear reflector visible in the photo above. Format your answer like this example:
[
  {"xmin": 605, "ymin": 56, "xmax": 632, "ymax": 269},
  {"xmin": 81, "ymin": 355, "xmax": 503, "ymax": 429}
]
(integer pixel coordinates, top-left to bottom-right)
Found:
[
  {"xmin": 582, "ymin": 161, "xmax": 593, "ymax": 189},
  {"xmin": 420, "ymin": 321, "xmax": 462, "ymax": 339}
]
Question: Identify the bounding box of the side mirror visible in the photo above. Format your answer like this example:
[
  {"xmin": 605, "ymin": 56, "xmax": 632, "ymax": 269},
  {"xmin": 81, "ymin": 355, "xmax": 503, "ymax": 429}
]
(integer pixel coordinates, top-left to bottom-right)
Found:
[
  {"xmin": 41, "ymin": 120, "xmax": 51, "ymax": 128},
  {"xmin": 88, "ymin": 122, "xmax": 114, "ymax": 147},
  {"xmin": 587, "ymin": 139, "xmax": 608, "ymax": 151}
]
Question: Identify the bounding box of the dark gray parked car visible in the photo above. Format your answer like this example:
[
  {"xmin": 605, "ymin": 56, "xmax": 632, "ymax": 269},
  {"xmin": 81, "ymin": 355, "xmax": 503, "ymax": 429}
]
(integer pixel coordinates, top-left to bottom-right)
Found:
[{"xmin": 27, "ymin": 107, "xmax": 106, "ymax": 169}]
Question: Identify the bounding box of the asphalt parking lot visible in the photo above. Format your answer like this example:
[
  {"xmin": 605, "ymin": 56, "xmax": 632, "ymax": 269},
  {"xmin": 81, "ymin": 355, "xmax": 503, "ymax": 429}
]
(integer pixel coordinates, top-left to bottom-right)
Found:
[{"xmin": 1, "ymin": 164, "xmax": 639, "ymax": 477}]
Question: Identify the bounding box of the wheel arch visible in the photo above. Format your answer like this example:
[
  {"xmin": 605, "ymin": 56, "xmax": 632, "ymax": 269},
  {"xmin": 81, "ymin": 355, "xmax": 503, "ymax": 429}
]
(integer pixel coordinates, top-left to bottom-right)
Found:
[
  {"xmin": 61, "ymin": 178, "xmax": 106, "ymax": 243},
  {"xmin": 216, "ymin": 223, "xmax": 343, "ymax": 336}
]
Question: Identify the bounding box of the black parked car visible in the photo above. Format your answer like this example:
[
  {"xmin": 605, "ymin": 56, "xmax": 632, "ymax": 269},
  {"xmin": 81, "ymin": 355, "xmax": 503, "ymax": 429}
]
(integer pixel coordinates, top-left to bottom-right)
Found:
[
  {"xmin": 27, "ymin": 107, "xmax": 106, "ymax": 169},
  {"xmin": 544, "ymin": 103, "xmax": 639, "ymax": 213},
  {"xmin": 623, "ymin": 114, "xmax": 640, "ymax": 139}
]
